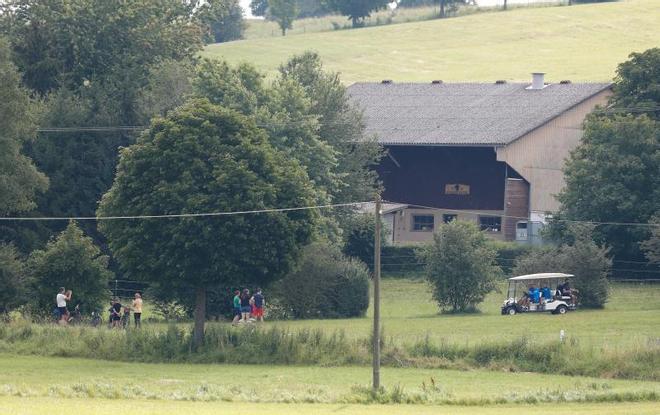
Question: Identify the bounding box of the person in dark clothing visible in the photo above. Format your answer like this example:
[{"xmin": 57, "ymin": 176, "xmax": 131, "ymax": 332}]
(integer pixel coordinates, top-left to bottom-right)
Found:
[
  {"xmin": 251, "ymin": 288, "xmax": 265, "ymax": 322},
  {"xmin": 111, "ymin": 298, "xmax": 122, "ymax": 328},
  {"xmin": 240, "ymin": 289, "xmax": 251, "ymax": 322}
]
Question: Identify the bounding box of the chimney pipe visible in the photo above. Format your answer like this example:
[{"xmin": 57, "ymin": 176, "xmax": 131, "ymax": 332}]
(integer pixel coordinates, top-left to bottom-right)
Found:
[{"xmin": 529, "ymin": 72, "xmax": 546, "ymax": 90}]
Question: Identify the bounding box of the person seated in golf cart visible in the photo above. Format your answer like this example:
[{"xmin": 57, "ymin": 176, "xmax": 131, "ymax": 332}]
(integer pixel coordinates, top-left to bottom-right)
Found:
[
  {"xmin": 558, "ymin": 279, "xmax": 579, "ymax": 304},
  {"xmin": 541, "ymin": 285, "xmax": 553, "ymax": 302}
]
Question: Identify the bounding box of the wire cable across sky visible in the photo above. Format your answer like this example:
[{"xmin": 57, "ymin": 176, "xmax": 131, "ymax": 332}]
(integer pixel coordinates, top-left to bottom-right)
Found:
[{"xmin": 0, "ymin": 201, "xmax": 373, "ymax": 222}]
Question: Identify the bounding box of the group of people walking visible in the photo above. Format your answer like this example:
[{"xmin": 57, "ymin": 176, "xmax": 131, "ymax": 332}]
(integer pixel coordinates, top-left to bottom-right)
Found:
[
  {"xmin": 232, "ymin": 288, "xmax": 265, "ymax": 324},
  {"xmin": 54, "ymin": 287, "xmax": 142, "ymax": 328},
  {"xmin": 108, "ymin": 293, "xmax": 143, "ymax": 328}
]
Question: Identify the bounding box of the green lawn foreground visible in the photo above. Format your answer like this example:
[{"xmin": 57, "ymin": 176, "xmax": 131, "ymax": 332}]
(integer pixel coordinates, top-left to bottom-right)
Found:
[
  {"xmin": 0, "ymin": 355, "xmax": 658, "ymax": 409},
  {"xmin": 3, "ymin": 398, "xmax": 659, "ymax": 415},
  {"xmin": 203, "ymin": 0, "xmax": 660, "ymax": 83}
]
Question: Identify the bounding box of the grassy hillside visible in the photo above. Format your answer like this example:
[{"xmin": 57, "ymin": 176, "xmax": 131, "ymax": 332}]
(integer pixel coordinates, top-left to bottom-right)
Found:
[{"xmin": 204, "ymin": 0, "xmax": 660, "ymax": 83}]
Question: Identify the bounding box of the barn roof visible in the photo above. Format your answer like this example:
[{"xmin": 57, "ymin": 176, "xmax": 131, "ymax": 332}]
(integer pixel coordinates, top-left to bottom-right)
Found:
[{"xmin": 348, "ymin": 82, "xmax": 611, "ymax": 146}]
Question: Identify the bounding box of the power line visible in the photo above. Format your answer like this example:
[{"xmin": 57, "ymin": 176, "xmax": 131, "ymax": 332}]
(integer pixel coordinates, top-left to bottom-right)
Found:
[{"xmin": 0, "ymin": 201, "xmax": 372, "ymax": 222}]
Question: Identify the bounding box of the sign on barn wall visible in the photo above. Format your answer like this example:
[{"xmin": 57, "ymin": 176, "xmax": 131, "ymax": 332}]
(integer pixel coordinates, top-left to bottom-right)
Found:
[{"xmin": 445, "ymin": 184, "xmax": 470, "ymax": 195}]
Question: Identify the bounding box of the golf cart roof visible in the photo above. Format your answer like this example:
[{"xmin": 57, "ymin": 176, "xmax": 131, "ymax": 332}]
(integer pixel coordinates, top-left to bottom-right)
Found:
[{"xmin": 508, "ymin": 273, "xmax": 574, "ymax": 281}]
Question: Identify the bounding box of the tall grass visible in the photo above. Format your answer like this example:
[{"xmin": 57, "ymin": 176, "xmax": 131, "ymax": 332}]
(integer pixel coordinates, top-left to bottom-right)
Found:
[{"xmin": 0, "ymin": 321, "xmax": 657, "ymax": 381}]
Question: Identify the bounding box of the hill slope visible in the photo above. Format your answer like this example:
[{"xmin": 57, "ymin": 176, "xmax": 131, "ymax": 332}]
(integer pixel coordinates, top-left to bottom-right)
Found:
[{"xmin": 204, "ymin": 0, "xmax": 660, "ymax": 83}]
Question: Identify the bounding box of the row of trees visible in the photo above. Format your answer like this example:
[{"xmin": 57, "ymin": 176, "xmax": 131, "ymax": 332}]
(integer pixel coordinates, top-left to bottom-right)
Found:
[{"xmin": 0, "ymin": 0, "xmax": 382, "ymax": 346}]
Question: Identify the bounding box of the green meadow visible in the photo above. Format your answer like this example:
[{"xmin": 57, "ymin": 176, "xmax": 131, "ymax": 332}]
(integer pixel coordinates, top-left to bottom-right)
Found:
[{"xmin": 204, "ymin": 0, "xmax": 660, "ymax": 83}]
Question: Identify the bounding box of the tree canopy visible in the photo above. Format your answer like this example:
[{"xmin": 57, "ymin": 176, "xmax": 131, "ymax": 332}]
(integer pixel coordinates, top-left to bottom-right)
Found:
[
  {"xmin": 610, "ymin": 48, "xmax": 660, "ymax": 119},
  {"xmin": 28, "ymin": 221, "xmax": 112, "ymax": 315},
  {"xmin": 325, "ymin": 0, "xmax": 389, "ymax": 27},
  {"xmin": 196, "ymin": 0, "xmax": 246, "ymax": 43},
  {"xmin": 98, "ymin": 99, "xmax": 318, "ymax": 344},
  {"xmin": 0, "ymin": 39, "xmax": 48, "ymax": 216},
  {"xmin": 0, "ymin": 0, "xmax": 202, "ymax": 95},
  {"xmin": 558, "ymin": 115, "xmax": 659, "ymax": 263},
  {"xmin": 268, "ymin": 0, "xmax": 299, "ymax": 36}
]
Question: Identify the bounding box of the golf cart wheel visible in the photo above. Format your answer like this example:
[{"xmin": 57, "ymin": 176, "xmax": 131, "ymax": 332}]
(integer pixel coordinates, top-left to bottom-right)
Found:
[
  {"xmin": 556, "ymin": 305, "xmax": 568, "ymax": 315},
  {"xmin": 507, "ymin": 307, "xmax": 516, "ymax": 315}
]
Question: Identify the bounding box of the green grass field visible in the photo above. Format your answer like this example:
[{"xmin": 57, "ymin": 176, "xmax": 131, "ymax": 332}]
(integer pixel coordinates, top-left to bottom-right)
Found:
[
  {"xmin": 4, "ymin": 398, "xmax": 660, "ymax": 415},
  {"xmin": 0, "ymin": 354, "xmax": 658, "ymax": 412},
  {"xmin": 263, "ymin": 279, "xmax": 660, "ymax": 348},
  {"xmin": 204, "ymin": 0, "xmax": 660, "ymax": 83},
  {"xmin": 2, "ymin": 279, "xmax": 658, "ymax": 413}
]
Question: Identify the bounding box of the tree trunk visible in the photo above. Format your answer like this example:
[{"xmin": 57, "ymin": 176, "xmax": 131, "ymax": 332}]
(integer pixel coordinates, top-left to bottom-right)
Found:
[
  {"xmin": 193, "ymin": 287, "xmax": 206, "ymax": 350},
  {"xmin": 440, "ymin": 0, "xmax": 446, "ymax": 18},
  {"xmin": 503, "ymin": 0, "xmax": 508, "ymax": 11}
]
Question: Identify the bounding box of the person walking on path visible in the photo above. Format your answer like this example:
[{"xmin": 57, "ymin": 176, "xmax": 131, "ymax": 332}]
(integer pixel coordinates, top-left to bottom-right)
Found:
[
  {"xmin": 240, "ymin": 288, "xmax": 251, "ymax": 322},
  {"xmin": 232, "ymin": 290, "xmax": 241, "ymax": 325},
  {"xmin": 132, "ymin": 293, "xmax": 143, "ymax": 328},
  {"xmin": 55, "ymin": 287, "xmax": 72, "ymax": 324},
  {"xmin": 252, "ymin": 288, "xmax": 265, "ymax": 322}
]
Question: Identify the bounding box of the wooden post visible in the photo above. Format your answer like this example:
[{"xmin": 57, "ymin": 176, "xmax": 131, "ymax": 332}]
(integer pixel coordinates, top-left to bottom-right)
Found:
[{"xmin": 372, "ymin": 195, "xmax": 382, "ymax": 392}]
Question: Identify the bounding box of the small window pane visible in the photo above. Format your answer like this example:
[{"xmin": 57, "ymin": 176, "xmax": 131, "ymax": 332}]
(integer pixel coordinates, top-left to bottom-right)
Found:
[
  {"xmin": 479, "ymin": 216, "xmax": 501, "ymax": 232},
  {"xmin": 443, "ymin": 214, "xmax": 457, "ymax": 224},
  {"xmin": 413, "ymin": 215, "xmax": 434, "ymax": 232}
]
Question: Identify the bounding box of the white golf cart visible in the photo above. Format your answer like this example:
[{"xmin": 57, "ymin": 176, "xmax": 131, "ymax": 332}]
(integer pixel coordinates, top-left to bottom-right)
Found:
[{"xmin": 501, "ymin": 273, "xmax": 577, "ymax": 316}]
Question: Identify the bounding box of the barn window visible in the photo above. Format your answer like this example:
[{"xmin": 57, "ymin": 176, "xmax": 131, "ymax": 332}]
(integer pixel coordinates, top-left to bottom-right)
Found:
[
  {"xmin": 443, "ymin": 214, "xmax": 457, "ymax": 223},
  {"xmin": 412, "ymin": 215, "xmax": 434, "ymax": 232},
  {"xmin": 479, "ymin": 216, "xmax": 501, "ymax": 232}
]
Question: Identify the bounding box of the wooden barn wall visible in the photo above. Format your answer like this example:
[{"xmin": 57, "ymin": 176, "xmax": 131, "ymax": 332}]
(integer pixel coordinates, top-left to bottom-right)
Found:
[{"xmin": 378, "ymin": 146, "xmax": 507, "ymax": 210}]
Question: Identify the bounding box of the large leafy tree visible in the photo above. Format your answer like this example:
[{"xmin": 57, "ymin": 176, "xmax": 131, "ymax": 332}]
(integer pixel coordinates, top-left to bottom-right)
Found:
[
  {"xmin": 196, "ymin": 0, "xmax": 245, "ymax": 43},
  {"xmin": 610, "ymin": 48, "xmax": 660, "ymax": 120},
  {"xmin": 98, "ymin": 99, "xmax": 318, "ymax": 346},
  {"xmin": 557, "ymin": 114, "xmax": 659, "ymax": 263},
  {"xmin": 1, "ymin": 0, "xmax": 204, "ymax": 253},
  {"xmin": 28, "ymin": 221, "xmax": 112, "ymax": 315},
  {"xmin": 278, "ymin": 52, "xmax": 382, "ymax": 206},
  {"xmin": 268, "ymin": 0, "xmax": 299, "ymax": 36},
  {"xmin": 0, "ymin": 39, "xmax": 48, "ymax": 216},
  {"xmin": 325, "ymin": 0, "xmax": 389, "ymax": 27},
  {"xmin": 418, "ymin": 221, "xmax": 501, "ymax": 313},
  {"xmin": 0, "ymin": 0, "xmax": 202, "ymax": 97}
]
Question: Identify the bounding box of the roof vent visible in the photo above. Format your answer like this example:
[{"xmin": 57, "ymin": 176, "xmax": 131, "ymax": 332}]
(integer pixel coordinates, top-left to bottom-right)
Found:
[
  {"xmin": 381, "ymin": 79, "xmax": 393, "ymax": 84},
  {"xmin": 526, "ymin": 72, "xmax": 547, "ymax": 90},
  {"xmin": 495, "ymin": 80, "xmax": 507, "ymax": 84},
  {"xmin": 431, "ymin": 80, "xmax": 443, "ymax": 84},
  {"xmin": 560, "ymin": 80, "xmax": 572, "ymax": 84}
]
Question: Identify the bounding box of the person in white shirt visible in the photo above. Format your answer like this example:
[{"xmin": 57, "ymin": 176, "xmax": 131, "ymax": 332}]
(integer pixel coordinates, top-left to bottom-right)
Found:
[{"xmin": 55, "ymin": 287, "xmax": 72, "ymax": 323}]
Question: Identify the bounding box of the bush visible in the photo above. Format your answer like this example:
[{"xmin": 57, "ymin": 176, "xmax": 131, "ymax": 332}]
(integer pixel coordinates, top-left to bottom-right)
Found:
[
  {"xmin": 272, "ymin": 241, "xmax": 370, "ymax": 319},
  {"xmin": 418, "ymin": 221, "xmax": 502, "ymax": 313},
  {"xmin": 28, "ymin": 221, "xmax": 113, "ymax": 315},
  {"xmin": 341, "ymin": 213, "xmax": 387, "ymax": 271},
  {"xmin": 513, "ymin": 227, "xmax": 611, "ymax": 308},
  {"xmin": 0, "ymin": 243, "xmax": 30, "ymax": 313}
]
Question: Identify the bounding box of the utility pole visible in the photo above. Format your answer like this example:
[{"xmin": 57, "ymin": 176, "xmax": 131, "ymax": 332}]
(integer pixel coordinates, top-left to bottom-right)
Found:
[{"xmin": 372, "ymin": 195, "xmax": 382, "ymax": 392}]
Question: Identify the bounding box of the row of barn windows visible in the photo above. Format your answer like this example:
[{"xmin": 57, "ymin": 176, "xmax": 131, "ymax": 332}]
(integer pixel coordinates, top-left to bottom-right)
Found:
[{"xmin": 412, "ymin": 214, "xmax": 502, "ymax": 232}]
